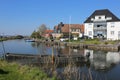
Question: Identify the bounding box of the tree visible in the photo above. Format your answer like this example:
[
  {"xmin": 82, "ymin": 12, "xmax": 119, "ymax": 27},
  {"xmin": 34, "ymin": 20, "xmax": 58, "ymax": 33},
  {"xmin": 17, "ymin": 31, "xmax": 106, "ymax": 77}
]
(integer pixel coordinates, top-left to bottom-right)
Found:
[
  {"xmin": 38, "ymin": 24, "xmax": 47, "ymax": 35},
  {"xmin": 31, "ymin": 31, "xmax": 41, "ymax": 39},
  {"xmin": 15, "ymin": 35, "xmax": 24, "ymax": 39}
]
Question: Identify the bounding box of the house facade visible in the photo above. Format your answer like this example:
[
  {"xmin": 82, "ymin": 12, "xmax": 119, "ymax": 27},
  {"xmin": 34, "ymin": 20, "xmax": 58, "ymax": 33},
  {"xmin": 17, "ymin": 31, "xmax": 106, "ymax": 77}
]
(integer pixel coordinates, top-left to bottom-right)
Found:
[
  {"xmin": 70, "ymin": 24, "xmax": 84, "ymax": 40},
  {"xmin": 43, "ymin": 30, "xmax": 54, "ymax": 39},
  {"xmin": 84, "ymin": 9, "xmax": 120, "ymax": 40},
  {"xmin": 54, "ymin": 22, "xmax": 84, "ymax": 39}
]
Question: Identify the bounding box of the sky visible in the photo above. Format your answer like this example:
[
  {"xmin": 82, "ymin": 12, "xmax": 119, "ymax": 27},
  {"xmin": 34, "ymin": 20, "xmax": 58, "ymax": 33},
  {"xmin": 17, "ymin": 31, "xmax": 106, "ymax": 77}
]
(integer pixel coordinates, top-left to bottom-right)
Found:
[{"xmin": 0, "ymin": 0, "xmax": 120, "ymax": 36}]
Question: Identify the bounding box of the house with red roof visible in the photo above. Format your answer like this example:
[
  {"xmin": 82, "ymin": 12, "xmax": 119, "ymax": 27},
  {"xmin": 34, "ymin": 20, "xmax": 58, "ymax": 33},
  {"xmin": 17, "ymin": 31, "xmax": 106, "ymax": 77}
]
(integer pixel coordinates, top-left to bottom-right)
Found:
[
  {"xmin": 54, "ymin": 22, "xmax": 84, "ymax": 40},
  {"xmin": 43, "ymin": 30, "xmax": 54, "ymax": 39}
]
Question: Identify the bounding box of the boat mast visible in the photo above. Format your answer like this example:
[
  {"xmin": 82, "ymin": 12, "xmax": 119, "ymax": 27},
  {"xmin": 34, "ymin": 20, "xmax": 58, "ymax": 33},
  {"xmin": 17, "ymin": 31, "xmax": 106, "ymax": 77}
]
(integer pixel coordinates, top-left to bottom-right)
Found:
[{"xmin": 69, "ymin": 16, "xmax": 71, "ymax": 55}]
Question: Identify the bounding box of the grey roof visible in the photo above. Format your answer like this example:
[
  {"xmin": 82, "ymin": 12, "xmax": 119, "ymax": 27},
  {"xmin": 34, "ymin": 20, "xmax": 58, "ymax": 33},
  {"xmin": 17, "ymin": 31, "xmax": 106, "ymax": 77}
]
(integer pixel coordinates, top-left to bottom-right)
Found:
[{"xmin": 84, "ymin": 9, "xmax": 120, "ymax": 23}]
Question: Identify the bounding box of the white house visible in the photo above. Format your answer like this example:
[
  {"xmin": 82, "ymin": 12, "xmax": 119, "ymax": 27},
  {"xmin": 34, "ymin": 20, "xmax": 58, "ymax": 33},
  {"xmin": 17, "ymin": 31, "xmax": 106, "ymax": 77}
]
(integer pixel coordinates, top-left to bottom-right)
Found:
[{"xmin": 84, "ymin": 9, "xmax": 120, "ymax": 40}]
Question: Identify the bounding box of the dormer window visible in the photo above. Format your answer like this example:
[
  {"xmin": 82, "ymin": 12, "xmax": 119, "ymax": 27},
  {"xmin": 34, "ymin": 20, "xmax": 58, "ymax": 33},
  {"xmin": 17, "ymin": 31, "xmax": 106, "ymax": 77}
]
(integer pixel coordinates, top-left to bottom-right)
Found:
[
  {"xmin": 99, "ymin": 17, "xmax": 101, "ymax": 19},
  {"xmin": 91, "ymin": 18, "xmax": 94, "ymax": 21},
  {"xmin": 106, "ymin": 17, "xmax": 112, "ymax": 20}
]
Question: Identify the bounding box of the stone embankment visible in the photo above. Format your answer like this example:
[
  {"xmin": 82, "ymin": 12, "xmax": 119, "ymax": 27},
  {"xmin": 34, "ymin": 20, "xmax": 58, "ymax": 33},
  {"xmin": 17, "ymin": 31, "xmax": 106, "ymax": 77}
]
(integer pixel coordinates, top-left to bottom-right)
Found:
[
  {"xmin": 38, "ymin": 40, "xmax": 120, "ymax": 52},
  {"xmin": 61, "ymin": 42, "xmax": 120, "ymax": 52}
]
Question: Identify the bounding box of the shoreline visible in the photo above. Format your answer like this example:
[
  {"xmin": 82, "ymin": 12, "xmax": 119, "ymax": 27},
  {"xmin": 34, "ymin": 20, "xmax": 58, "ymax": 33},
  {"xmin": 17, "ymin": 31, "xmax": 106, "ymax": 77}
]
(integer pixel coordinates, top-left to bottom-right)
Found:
[{"xmin": 39, "ymin": 39, "xmax": 120, "ymax": 52}]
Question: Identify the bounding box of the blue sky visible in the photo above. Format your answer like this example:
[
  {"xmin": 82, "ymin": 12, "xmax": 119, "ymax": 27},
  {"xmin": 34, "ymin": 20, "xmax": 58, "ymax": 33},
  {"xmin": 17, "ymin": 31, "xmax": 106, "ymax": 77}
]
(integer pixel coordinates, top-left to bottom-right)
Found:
[{"xmin": 0, "ymin": 0, "xmax": 120, "ymax": 35}]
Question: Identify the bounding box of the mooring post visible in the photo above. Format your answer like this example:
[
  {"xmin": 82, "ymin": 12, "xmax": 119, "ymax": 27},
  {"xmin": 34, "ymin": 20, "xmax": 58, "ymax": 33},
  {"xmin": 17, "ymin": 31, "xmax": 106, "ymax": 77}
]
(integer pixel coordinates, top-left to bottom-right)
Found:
[
  {"xmin": 1, "ymin": 33, "xmax": 6, "ymax": 59},
  {"xmin": 52, "ymin": 46, "xmax": 55, "ymax": 64}
]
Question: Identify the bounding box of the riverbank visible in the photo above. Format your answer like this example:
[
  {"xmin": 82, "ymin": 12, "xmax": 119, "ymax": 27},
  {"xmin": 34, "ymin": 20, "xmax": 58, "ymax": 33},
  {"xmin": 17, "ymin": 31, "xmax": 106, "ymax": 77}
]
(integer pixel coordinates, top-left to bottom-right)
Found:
[
  {"xmin": 0, "ymin": 35, "xmax": 24, "ymax": 42},
  {"xmin": 40, "ymin": 39, "xmax": 120, "ymax": 51},
  {"xmin": 0, "ymin": 59, "xmax": 56, "ymax": 80},
  {"xmin": 66, "ymin": 39, "xmax": 120, "ymax": 51},
  {"xmin": 0, "ymin": 38, "xmax": 8, "ymax": 42}
]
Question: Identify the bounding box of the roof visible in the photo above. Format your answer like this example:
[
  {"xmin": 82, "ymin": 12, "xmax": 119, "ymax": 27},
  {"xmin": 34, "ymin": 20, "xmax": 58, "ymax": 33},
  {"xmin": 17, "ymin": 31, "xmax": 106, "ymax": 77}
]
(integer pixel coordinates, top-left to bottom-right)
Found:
[
  {"xmin": 44, "ymin": 30, "xmax": 54, "ymax": 34},
  {"xmin": 84, "ymin": 9, "xmax": 120, "ymax": 23},
  {"xmin": 59, "ymin": 24, "xmax": 84, "ymax": 33}
]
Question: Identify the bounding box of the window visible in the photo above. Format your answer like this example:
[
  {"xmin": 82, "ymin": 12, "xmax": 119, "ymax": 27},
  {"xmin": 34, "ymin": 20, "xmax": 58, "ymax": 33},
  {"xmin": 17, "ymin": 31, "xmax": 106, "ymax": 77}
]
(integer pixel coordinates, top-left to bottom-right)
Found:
[
  {"xmin": 58, "ymin": 30, "xmax": 61, "ymax": 33},
  {"xmin": 89, "ymin": 31, "xmax": 92, "ymax": 36},
  {"xmin": 97, "ymin": 25, "xmax": 103, "ymax": 27},
  {"xmin": 74, "ymin": 29, "xmax": 76, "ymax": 32},
  {"xmin": 111, "ymin": 31, "xmax": 114, "ymax": 35},
  {"xmin": 97, "ymin": 25, "xmax": 100, "ymax": 27},
  {"xmin": 118, "ymin": 31, "xmax": 120, "ymax": 34},
  {"xmin": 72, "ymin": 29, "xmax": 76, "ymax": 32},
  {"xmin": 111, "ymin": 25, "xmax": 114, "ymax": 28},
  {"xmin": 99, "ymin": 17, "xmax": 101, "ymax": 19},
  {"xmin": 111, "ymin": 22, "xmax": 115, "ymax": 28},
  {"xmin": 118, "ymin": 31, "xmax": 120, "ymax": 39},
  {"xmin": 77, "ymin": 29, "xmax": 80, "ymax": 32},
  {"xmin": 89, "ymin": 23, "xmax": 92, "ymax": 25},
  {"xmin": 111, "ymin": 22, "xmax": 114, "ymax": 24},
  {"xmin": 72, "ymin": 29, "xmax": 74, "ymax": 32}
]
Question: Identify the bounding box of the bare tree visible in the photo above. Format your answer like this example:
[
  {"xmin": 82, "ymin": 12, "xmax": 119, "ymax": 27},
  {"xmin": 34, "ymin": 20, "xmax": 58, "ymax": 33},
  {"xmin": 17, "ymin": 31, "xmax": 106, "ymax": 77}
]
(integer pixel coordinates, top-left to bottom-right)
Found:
[{"xmin": 38, "ymin": 24, "xmax": 47, "ymax": 35}]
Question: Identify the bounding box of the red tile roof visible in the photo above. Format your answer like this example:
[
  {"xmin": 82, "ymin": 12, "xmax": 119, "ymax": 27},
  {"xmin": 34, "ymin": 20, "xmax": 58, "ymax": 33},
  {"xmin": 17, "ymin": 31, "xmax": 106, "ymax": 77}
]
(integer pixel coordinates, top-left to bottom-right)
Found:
[
  {"xmin": 44, "ymin": 30, "xmax": 54, "ymax": 34},
  {"xmin": 59, "ymin": 24, "xmax": 84, "ymax": 33}
]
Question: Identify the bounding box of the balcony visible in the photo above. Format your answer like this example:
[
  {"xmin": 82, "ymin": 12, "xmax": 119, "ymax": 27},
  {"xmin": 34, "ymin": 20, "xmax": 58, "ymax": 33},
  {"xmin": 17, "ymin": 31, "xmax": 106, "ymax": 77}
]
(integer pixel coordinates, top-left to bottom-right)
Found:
[{"xmin": 94, "ymin": 27, "xmax": 107, "ymax": 30}]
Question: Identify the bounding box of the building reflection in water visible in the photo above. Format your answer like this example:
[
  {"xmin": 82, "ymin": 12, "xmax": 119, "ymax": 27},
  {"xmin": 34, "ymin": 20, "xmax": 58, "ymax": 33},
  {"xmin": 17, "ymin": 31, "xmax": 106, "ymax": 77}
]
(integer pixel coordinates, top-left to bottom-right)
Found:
[
  {"xmin": 33, "ymin": 43, "xmax": 120, "ymax": 71},
  {"xmin": 84, "ymin": 49, "xmax": 120, "ymax": 71},
  {"xmin": 12, "ymin": 42, "xmax": 120, "ymax": 80},
  {"xmin": 106, "ymin": 52, "xmax": 120, "ymax": 64}
]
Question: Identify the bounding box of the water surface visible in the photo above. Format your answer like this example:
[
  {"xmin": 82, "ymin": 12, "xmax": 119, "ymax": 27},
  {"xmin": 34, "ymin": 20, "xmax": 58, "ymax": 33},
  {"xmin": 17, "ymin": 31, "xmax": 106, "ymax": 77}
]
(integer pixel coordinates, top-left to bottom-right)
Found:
[{"xmin": 0, "ymin": 40, "xmax": 120, "ymax": 80}]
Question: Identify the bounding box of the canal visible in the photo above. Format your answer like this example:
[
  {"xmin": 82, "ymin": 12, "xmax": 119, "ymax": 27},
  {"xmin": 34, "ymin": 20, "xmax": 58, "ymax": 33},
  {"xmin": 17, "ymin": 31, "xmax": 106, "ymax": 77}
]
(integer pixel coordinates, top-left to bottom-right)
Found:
[{"xmin": 0, "ymin": 39, "xmax": 120, "ymax": 80}]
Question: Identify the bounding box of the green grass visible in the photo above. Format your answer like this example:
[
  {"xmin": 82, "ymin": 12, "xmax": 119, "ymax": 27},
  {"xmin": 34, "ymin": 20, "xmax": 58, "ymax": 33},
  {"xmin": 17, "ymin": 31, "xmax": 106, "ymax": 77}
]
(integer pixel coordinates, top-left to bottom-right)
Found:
[
  {"xmin": 83, "ymin": 39, "xmax": 101, "ymax": 44},
  {"xmin": 66, "ymin": 39, "xmax": 117, "ymax": 45},
  {"xmin": 0, "ymin": 38, "xmax": 7, "ymax": 42},
  {"xmin": 0, "ymin": 60, "xmax": 57, "ymax": 80}
]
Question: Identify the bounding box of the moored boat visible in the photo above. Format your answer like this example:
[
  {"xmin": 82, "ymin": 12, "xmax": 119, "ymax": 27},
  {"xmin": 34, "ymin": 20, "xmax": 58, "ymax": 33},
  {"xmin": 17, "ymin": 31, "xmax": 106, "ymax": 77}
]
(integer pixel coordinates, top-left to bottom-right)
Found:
[{"xmin": 25, "ymin": 39, "xmax": 35, "ymax": 42}]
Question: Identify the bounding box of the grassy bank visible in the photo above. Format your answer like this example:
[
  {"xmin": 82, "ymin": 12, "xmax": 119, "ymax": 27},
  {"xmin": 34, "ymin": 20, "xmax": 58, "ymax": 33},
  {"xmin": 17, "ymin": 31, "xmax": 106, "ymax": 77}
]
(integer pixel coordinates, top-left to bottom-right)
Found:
[
  {"xmin": 66, "ymin": 39, "xmax": 117, "ymax": 45},
  {"xmin": 0, "ymin": 38, "xmax": 8, "ymax": 42},
  {"xmin": 0, "ymin": 60, "xmax": 56, "ymax": 80}
]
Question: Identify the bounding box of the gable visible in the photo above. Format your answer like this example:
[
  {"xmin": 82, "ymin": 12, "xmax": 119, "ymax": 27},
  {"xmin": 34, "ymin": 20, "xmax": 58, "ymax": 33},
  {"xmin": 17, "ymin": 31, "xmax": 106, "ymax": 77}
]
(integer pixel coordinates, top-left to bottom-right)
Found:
[{"xmin": 84, "ymin": 9, "xmax": 120, "ymax": 23}]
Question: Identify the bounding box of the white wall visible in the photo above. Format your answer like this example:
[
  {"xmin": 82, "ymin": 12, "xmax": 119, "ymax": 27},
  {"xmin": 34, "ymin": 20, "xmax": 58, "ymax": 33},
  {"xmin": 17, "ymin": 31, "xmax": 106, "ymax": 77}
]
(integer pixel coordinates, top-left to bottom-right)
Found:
[
  {"xmin": 84, "ymin": 23, "xmax": 94, "ymax": 38},
  {"xmin": 94, "ymin": 15, "xmax": 106, "ymax": 21},
  {"xmin": 107, "ymin": 22, "xmax": 120, "ymax": 40}
]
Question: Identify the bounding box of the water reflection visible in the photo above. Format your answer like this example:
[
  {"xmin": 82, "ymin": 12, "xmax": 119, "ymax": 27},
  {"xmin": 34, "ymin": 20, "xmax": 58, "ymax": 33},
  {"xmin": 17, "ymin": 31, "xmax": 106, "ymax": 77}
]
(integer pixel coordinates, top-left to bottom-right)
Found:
[
  {"xmin": 92, "ymin": 51, "xmax": 120, "ymax": 71},
  {"xmin": 107, "ymin": 52, "xmax": 120, "ymax": 64},
  {"xmin": 31, "ymin": 42, "xmax": 120, "ymax": 68},
  {"xmin": 1, "ymin": 40, "xmax": 120, "ymax": 80},
  {"xmin": 28, "ymin": 42, "xmax": 120, "ymax": 80}
]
